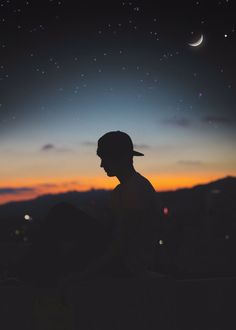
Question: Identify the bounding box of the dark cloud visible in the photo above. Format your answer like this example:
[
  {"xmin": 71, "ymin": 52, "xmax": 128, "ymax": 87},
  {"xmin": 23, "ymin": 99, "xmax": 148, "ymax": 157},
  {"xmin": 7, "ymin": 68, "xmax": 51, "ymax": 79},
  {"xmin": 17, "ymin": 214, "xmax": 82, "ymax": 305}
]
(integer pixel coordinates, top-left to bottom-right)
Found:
[
  {"xmin": 134, "ymin": 144, "xmax": 150, "ymax": 150},
  {"xmin": 82, "ymin": 141, "xmax": 97, "ymax": 147},
  {"xmin": 41, "ymin": 144, "xmax": 55, "ymax": 151},
  {"xmin": 0, "ymin": 181, "xmax": 80, "ymax": 198},
  {"xmin": 38, "ymin": 183, "xmax": 58, "ymax": 188},
  {"xmin": 41, "ymin": 144, "xmax": 71, "ymax": 152},
  {"xmin": 38, "ymin": 181, "xmax": 80, "ymax": 189},
  {"xmin": 201, "ymin": 115, "xmax": 232, "ymax": 125},
  {"xmin": 161, "ymin": 117, "xmax": 191, "ymax": 128},
  {"xmin": 177, "ymin": 160, "xmax": 203, "ymax": 166},
  {"xmin": 0, "ymin": 187, "xmax": 35, "ymax": 195}
]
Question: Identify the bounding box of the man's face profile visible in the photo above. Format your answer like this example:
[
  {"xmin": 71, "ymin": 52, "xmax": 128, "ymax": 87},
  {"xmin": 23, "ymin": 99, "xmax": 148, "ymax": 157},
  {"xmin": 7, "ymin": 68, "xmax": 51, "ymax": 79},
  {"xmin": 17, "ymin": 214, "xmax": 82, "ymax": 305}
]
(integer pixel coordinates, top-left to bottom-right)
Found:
[{"xmin": 99, "ymin": 156, "xmax": 118, "ymax": 177}]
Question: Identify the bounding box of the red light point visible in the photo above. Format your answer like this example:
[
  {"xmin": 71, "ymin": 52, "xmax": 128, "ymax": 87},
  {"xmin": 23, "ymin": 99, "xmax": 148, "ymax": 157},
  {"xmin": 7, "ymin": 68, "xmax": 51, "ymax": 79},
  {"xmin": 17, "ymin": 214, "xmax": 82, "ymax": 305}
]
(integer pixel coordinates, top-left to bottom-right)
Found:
[{"xmin": 163, "ymin": 207, "xmax": 169, "ymax": 215}]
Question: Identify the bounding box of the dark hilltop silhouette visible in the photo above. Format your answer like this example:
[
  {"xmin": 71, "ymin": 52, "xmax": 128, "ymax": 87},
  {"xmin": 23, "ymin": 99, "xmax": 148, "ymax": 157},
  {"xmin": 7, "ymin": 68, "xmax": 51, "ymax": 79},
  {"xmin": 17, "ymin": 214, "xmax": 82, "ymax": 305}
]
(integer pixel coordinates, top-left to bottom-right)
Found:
[
  {"xmin": 0, "ymin": 176, "xmax": 235, "ymax": 279},
  {"xmin": 0, "ymin": 176, "xmax": 235, "ymax": 221}
]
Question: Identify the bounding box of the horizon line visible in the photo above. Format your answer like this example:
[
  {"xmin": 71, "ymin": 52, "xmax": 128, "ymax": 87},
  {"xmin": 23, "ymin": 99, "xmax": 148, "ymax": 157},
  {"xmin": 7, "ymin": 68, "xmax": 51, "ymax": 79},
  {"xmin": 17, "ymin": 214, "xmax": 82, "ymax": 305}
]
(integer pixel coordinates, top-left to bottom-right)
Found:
[{"xmin": 0, "ymin": 174, "xmax": 235, "ymax": 206}]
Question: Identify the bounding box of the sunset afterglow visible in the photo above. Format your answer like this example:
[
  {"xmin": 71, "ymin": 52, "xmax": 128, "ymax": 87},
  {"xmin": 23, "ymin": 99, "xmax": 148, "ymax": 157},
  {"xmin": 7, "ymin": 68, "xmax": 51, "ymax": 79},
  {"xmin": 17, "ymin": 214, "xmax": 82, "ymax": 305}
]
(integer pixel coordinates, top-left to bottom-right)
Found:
[{"xmin": 1, "ymin": 1, "xmax": 235, "ymax": 205}]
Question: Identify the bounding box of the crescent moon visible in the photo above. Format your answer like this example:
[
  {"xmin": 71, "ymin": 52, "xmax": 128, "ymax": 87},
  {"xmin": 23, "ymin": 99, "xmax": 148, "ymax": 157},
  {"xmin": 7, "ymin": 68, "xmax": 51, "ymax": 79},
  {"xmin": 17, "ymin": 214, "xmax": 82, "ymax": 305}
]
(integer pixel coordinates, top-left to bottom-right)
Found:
[{"xmin": 189, "ymin": 34, "xmax": 204, "ymax": 47}]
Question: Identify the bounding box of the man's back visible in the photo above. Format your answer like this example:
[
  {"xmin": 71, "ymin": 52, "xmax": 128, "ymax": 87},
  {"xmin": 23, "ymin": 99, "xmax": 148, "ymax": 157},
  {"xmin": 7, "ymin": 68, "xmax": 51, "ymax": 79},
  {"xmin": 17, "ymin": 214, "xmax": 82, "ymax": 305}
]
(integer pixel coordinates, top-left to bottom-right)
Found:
[{"xmin": 111, "ymin": 171, "xmax": 160, "ymax": 274}]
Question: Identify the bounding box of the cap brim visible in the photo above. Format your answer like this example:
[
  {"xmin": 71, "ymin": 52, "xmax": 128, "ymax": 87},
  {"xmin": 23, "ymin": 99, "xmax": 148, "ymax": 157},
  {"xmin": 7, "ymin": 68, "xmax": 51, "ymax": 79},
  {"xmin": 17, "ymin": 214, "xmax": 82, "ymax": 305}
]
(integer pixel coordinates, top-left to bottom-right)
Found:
[{"xmin": 133, "ymin": 150, "xmax": 144, "ymax": 156}]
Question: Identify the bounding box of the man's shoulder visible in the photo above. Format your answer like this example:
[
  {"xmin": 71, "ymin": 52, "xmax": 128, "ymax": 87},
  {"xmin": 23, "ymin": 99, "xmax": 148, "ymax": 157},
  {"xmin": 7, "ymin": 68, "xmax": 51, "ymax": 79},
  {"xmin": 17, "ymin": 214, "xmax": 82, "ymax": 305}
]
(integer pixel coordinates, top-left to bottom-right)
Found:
[
  {"xmin": 131, "ymin": 172, "xmax": 156, "ymax": 192},
  {"xmin": 112, "ymin": 172, "xmax": 156, "ymax": 200},
  {"xmin": 113, "ymin": 183, "xmax": 121, "ymax": 193}
]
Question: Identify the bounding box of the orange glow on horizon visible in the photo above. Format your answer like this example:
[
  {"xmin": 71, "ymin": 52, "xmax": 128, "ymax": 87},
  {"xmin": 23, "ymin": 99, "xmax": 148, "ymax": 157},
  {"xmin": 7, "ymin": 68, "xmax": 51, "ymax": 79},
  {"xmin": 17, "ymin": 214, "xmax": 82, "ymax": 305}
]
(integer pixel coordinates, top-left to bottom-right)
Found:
[{"xmin": 0, "ymin": 172, "xmax": 234, "ymax": 205}]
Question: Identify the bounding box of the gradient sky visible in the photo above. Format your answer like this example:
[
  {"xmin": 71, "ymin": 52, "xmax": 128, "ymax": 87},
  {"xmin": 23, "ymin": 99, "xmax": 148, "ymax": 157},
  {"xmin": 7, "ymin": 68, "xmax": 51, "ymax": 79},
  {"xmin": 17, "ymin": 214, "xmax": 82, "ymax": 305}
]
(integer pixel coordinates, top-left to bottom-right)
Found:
[{"xmin": 1, "ymin": 0, "xmax": 236, "ymax": 204}]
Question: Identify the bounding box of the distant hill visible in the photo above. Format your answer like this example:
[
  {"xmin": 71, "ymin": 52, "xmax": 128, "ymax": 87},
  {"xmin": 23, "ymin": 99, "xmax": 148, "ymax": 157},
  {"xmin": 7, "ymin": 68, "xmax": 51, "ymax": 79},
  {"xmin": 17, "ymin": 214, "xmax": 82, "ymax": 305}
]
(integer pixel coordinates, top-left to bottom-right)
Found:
[
  {"xmin": 192, "ymin": 175, "xmax": 236, "ymax": 192},
  {"xmin": 158, "ymin": 176, "xmax": 236, "ymax": 220},
  {"xmin": 0, "ymin": 176, "xmax": 235, "ymax": 222},
  {"xmin": 0, "ymin": 189, "xmax": 111, "ymax": 222}
]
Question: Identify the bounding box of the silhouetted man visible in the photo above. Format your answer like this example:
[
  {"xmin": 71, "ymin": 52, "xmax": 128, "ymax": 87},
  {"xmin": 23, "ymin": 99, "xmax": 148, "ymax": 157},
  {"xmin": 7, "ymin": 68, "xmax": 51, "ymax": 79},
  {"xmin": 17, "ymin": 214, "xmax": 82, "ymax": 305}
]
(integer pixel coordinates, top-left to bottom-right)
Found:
[{"xmin": 78, "ymin": 131, "xmax": 160, "ymax": 279}]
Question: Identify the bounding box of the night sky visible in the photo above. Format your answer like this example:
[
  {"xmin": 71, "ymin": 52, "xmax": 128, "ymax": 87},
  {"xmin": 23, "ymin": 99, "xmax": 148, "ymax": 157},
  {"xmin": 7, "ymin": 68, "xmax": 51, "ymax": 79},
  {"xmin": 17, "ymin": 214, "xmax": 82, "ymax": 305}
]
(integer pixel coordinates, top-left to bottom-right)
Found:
[{"xmin": 1, "ymin": 0, "xmax": 236, "ymax": 204}]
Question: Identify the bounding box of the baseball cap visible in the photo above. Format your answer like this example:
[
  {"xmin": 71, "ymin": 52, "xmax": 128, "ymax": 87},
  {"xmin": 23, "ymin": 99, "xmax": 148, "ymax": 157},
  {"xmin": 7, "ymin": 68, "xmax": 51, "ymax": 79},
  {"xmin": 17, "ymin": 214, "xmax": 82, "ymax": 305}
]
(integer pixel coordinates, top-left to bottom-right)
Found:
[{"xmin": 97, "ymin": 131, "xmax": 144, "ymax": 158}]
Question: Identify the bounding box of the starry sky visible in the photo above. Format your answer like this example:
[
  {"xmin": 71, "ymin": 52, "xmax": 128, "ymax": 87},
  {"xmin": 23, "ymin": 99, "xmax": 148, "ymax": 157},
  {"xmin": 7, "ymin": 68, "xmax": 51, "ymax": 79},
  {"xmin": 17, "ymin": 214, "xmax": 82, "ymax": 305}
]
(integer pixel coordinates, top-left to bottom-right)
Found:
[{"xmin": 1, "ymin": 0, "xmax": 236, "ymax": 204}]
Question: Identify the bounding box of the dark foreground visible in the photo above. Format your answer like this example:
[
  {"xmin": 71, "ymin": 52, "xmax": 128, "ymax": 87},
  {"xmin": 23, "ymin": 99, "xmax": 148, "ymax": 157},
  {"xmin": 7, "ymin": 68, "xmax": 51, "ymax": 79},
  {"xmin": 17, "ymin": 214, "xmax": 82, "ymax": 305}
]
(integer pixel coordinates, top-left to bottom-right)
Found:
[{"xmin": 0, "ymin": 275, "xmax": 235, "ymax": 330}]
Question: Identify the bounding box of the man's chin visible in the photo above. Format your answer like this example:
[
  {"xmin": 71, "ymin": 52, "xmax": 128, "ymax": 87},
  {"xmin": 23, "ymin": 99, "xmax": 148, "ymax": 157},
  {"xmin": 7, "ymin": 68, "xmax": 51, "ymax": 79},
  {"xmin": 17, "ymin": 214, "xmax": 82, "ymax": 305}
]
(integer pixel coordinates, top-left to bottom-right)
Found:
[{"xmin": 105, "ymin": 172, "xmax": 115, "ymax": 177}]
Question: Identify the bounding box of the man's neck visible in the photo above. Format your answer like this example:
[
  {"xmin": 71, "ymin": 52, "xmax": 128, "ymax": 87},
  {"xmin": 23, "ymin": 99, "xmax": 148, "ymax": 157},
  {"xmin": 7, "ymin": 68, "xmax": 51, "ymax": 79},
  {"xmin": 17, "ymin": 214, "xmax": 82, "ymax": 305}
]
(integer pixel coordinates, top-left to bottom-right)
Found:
[{"xmin": 116, "ymin": 166, "xmax": 136, "ymax": 184}]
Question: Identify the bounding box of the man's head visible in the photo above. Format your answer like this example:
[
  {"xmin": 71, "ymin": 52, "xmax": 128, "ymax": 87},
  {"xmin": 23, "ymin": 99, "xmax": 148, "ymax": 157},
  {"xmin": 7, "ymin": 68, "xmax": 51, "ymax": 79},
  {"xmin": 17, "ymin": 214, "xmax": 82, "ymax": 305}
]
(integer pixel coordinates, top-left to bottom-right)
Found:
[{"xmin": 97, "ymin": 131, "xmax": 144, "ymax": 177}]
